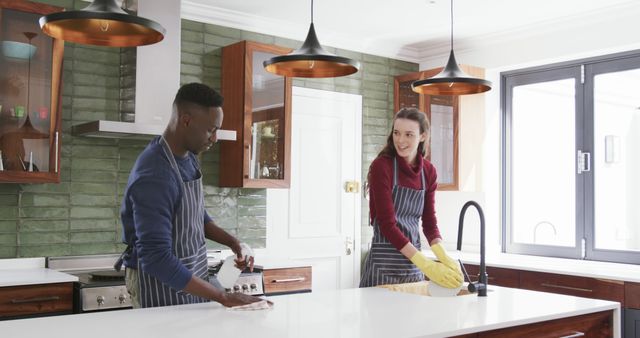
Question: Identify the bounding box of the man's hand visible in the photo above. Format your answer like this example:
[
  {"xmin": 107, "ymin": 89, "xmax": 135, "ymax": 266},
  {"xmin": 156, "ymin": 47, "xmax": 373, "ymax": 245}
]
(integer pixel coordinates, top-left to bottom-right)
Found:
[
  {"xmin": 231, "ymin": 242, "xmax": 254, "ymax": 272},
  {"xmin": 219, "ymin": 292, "xmax": 270, "ymax": 308}
]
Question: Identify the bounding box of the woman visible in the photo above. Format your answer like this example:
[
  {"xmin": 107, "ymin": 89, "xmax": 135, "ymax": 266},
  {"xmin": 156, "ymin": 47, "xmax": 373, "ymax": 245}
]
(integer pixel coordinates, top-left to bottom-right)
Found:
[{"xmin": 360, "ymin": 108, "xmax": 463, "ymax": 288}]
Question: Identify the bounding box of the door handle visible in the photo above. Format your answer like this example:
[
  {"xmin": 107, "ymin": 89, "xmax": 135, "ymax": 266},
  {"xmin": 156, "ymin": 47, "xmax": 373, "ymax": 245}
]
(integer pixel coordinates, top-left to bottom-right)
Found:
[
  {"xmin": 344, "ymin": 181, "xmax": 360, "ymax": 193},
  {"xmin": 345, "ymin": 236, "xmax": 354, "ymax": 255}
]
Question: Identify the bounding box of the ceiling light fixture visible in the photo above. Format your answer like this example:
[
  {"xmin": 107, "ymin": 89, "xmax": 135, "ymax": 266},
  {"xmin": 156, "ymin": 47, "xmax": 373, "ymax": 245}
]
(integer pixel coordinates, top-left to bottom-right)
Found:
[
  {"xmin": 412, "ymin": 0, "xmax": 491, "ymax": 95},
  {"xmin": 39, "ymin": 0, "xmax": 165, "ymax": 47},
  {"xmin": 263, "ymin": 0, "xmax": 359, "ymax": 78}
]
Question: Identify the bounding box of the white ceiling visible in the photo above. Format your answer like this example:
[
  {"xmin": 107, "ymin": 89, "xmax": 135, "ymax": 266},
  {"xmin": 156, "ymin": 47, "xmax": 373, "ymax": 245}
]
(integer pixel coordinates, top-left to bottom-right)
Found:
[{"xmin": 181, "ymin": 0, "xmax": 640, "ymax": 66}]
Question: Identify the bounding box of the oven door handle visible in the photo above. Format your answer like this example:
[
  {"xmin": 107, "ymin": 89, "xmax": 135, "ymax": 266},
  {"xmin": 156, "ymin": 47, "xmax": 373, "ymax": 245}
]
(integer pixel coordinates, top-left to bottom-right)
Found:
[{"xmin": 11, "ymin": 296, "xmax": 60, "ymax": 304}]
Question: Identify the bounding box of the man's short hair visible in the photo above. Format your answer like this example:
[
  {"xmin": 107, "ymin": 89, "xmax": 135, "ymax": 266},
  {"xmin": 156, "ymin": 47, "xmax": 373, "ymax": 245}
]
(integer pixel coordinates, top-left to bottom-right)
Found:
[{"xmin": 174, "ymin": 83, "xmax": 223, "ymax": 108}]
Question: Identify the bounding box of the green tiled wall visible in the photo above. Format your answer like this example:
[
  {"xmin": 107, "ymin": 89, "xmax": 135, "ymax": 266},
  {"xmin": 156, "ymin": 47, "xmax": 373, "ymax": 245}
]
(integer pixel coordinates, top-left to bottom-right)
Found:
[{"xmin": 0, "ymin": 0, "xmax": 417, "ymax": 258}]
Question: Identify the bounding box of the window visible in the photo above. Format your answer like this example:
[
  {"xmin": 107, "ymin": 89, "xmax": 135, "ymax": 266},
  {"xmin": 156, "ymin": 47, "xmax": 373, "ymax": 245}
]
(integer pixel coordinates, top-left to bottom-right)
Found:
[{"xmin": 502, "ymin": 50, "xmax": 640, "ymax": 264}]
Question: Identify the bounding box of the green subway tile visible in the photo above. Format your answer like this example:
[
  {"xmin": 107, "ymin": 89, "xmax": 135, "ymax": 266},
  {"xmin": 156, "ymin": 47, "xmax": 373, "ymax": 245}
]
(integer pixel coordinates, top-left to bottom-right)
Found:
[
  {"xmin": 70, "ymin": 231, "xmax": 114, "ymax": 243},
  {"xmin": 202, "ymin": 55, "xmax": 221, "ymax": 68},
  {"xmin": 240, "ymin": 31, "xmax": 275, "ymax": 45},
  {"xmin": 19, "ymin": 232, "xmax": 68, "ymax": 245},
  {"xmin": 363, "ymin": 80, "xmax": 389, "ymax": 93},
  {"xmin": 210, "ymin": 217, "xmax": 236, "ymax": 230},
  {"xmin": 181, "ymin": 52, "xmax": 203, "ymax": 66},
  {"xmin": 181, "ymin": 29, "xmax": 204, "ymax": 43},
  {"xmin": 362, "ymin": 62, "xmax": 389, "ymax": 75},
  {"xmin": 71, "ymin": 97, "xmax": 118, "ymax": 111},
  {"xmin": 71, "ymin": 170, "xmax": 118, "ymax": 183},
  {"xmin": 70, "ymin": 207, "xmax": 116, "ymax": 219},
  {"xmin": 237, "ymin": 216, "xmax": 266, "ymax": 229},
  {"xmin": 73, "ymin": 72, "xmax": 120, "ymax": 87},
  {"xmin": 203, "ymin": 34, "xmax": 237, "ymax": 48},
  {"xmin": 20, "ymin": 220, "xmax": 69, "ymax": 232},
  {"xmin": 0, "ymin": 185, "xmax": 20, "ymax": 194},
  {"xmin": 182, "ymin": 63, "xmax": 203, "ymax": 76},
  {"xmin": 181, "ymin": 19, "xmax": 204, "ymax": 32},
  {"xmin": 364, "ymin": 98, "xmax": 388, "ymax": 110},
  {"xmin": 71, "ymin": 219, "xmax": 117, "ymax": 230},
  {"xmin": 73, "ymin": 46, "xmax": 120, "ymax": 64},
  {"xmin": 72, "ymin": 60, "xmax": 118, "ymax": 76},
  {"xmin": 0, "ymin": 220, "xmax": 17, "ymax": 232},
  {"xmin": 0, "ymin": 246, "xmax": 17, "ymax": 258},
  {"xmin": 19, "ymin": 245, "xmax": 70, "ymax": 258},
  {"xmin": 0, "ymin": 207, "xmax": 19, "ymax": 220},
  {"xmin": 237, "ymin": 195, "xmax": 265, "ymax": 207},
  {"xmin": 237, "ymin": 227, "xmax": 266, "ymax": 239},
  {"xmin": 389, "ymin": 59, "xmax": 418, "ymax": 73},
  {"xmin": 203, "ymin": 186, "xmax": 236, "ymax": 196},
  {"xmin": 70, "ymin": 194, "xmax": 116, "ymax": 207},
  {"xmin": 71, "ymin": 145, "xmax": 119, "ymax": 158},
  {"xmin": 70, "ymin": 243, "xmax": 118, "ymax": 255},
  {"xmin": 180, "ymin": 74, "xmax": 203, "ymax": 85},
  {"xmin": 363, "ymin": 54, "xmax": 389, "ymax": 65},
  {"xmin": 206, "ymin": 205, "xmax": 236, "ymax": 219},
  {"xmin": 202, "ymin": 44, "xmax": 222, "ymax": 56},
  {"xmin": 70, "ymin": 158, "xmax": 118, "ymax": 171},
  {"xmin": 20, "ymin": 207, "xmax": 69, "ymax": 219},
  {"xmin": 20, "ymin": 193, "xmax": 69, "ymax": 207},
  {"xmin": 204, "ymin": 24, "xmax": 241, "ymax": 39},
  {"xmin": 237, "ymin": 205, "xmax": 266, "ymax": 217},
  {"xmin": 335, "ymin": 86, "xmax": 362, "ymax": 95},
  {"xmin": 20, "ymin": 182, "xmax": 70, "ymax": 194},
  {"xmin": 181, "ymin": 41, "xmax": 204, "ymax": 54},
  {"xmin": 0, "ymin": 233, "xmax": 16, "ymax": 245},
  {"xmin": 69, "ymin": 182, "xmax": 116, "ymax": 195},
  {"xmin": 204, "ymin": 195, "xmax": 223, "ymax": 207},
  {"xmin": 0, "ymin": 194, "xmax": 18, "ymax": 206},
  {"xmin": 73, "ymin": 86, "xmax": 119, "ymax": 99},
  {"xmin": 205, "ymin": 241, "xmax": 225, "ymax": 250}
]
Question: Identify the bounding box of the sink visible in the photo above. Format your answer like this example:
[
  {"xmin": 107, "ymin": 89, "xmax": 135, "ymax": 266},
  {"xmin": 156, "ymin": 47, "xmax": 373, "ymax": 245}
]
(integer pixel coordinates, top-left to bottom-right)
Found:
[{"xmin": 377, "ymin": 281, "xmax": 472, "ymax": 296}]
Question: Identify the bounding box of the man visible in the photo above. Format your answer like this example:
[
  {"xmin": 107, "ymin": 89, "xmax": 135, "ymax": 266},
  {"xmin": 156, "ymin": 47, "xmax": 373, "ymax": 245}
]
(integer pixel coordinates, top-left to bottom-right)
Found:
[{"xmin": 120, "ymin": 83, "xmax": 262, "ymax": 308}]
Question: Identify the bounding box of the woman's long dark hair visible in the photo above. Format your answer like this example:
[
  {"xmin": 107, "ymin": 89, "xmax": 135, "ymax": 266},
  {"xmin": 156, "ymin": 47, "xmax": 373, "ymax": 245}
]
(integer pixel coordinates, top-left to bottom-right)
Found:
[{"xmin": 365, "ymin": 108, "xmax": 430, "ymax": 197}]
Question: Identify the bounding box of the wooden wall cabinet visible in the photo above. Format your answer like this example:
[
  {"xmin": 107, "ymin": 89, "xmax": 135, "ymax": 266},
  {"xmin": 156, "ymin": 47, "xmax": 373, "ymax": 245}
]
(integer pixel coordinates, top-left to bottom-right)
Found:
[
  {"xmin": 219, "ymin": 40, "xmax": 292, "ymax": 188},
  {"xmin": 0, "ymin": 282, "xmax": 73, "ymax": 319},
  {"xmin": 394, "ymin": 69, "xmax": 459, "ymax": 190},
  {"xmin": 0, "ymin": 0, "xmax": 64, "ymax": 183}
]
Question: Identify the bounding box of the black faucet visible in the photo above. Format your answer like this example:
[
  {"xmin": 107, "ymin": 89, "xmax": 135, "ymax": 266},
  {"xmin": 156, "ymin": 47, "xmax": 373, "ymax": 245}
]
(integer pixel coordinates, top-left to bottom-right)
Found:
[{"xmin": 456, "ymin": 200, "xmax": 488, "ymax": 297}]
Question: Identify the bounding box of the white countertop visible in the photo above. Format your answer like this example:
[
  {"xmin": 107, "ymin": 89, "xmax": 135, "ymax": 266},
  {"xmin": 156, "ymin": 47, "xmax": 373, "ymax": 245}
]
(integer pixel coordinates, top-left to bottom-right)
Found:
[
  {"xmin": 424, "ymin": 250, "xmax": 640, "ymax": 283},
  {"xmin": 0, "ymin": 286, "xmax": 620, "ymax": 338},
  {"xmin": 0, "ymin": 268, "xmax": 78, "ymax": 287}
]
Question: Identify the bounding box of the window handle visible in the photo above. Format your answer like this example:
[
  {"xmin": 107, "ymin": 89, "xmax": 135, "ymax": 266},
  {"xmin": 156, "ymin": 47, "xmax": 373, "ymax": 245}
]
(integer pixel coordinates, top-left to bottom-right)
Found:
[{"xmin": 577, "ymin": 150, "xmax": 591, "ymax": 174}]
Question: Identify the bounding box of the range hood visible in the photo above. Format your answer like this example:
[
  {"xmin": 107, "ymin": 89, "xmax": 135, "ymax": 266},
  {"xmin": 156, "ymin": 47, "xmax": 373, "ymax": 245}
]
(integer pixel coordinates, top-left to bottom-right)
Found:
[{"xmin": 71, "ymin": 0, "xmax": 236, "ymax": 141}]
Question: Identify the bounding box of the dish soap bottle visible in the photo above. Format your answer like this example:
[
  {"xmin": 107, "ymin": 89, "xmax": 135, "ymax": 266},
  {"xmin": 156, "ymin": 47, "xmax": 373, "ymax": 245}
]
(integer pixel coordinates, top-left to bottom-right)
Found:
[{"xmin": 216, "ymin": 243, "xmax": 253, "ymax": 289}]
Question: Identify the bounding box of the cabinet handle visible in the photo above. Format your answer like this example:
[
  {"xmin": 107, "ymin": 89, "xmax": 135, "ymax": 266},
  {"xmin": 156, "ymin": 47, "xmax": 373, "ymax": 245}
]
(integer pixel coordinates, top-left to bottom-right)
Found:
[
  {"xmin": 11, "ymin": 296, "xmax": 60, "ymax": 304},
  {"xmin": 560, "ymin": 332, "xmax": 585, "ymax": 338},
  {"xmin": 540, "ymin": 283, "xmax": 593, "ymax": 293},
  {"xmin": 271, "ymin": 277, "xmax": 305, "ymax": 283},
  {"xmin": 54, "ymin": 131, "xmax": 59, "ymax": 173}
]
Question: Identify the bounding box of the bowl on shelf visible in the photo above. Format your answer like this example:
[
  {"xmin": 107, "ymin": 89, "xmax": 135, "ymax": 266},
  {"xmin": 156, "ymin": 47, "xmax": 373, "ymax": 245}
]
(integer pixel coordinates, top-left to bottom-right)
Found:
[{"xmin": 1, "ymin": 41, "xmax": 36, "ymax": 60}]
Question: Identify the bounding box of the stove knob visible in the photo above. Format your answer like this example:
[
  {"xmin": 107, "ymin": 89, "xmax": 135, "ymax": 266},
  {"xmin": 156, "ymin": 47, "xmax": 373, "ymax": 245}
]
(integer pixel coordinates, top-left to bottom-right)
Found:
[
  {"xmin": 118, "ymin": 293, "xmax": 128, "ymax": 304},
  {"xmin": 96, "ymin": 295, "xmax": 105, "ymax": 306},
  {"xmin": 250, "ymin": 283, "xmax": 257, "ymax": 290},
  {"xmin": 242, "ymin": 284, "xmax": 249, "ymax": 292},
  {"xmin": 233, "ymin": 285, "xmax": 240, "ymax": 292}
]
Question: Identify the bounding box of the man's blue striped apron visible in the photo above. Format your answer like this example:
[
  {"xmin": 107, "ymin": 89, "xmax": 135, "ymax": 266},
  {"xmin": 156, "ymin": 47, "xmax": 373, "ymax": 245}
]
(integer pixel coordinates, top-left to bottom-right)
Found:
[
  {"xmin": 137, "ymin": 137, "xmax": 210, "ymax": 308},
  {"xmin": 360, "ymin": 157, "xmax": 426, "ymax": 287}
]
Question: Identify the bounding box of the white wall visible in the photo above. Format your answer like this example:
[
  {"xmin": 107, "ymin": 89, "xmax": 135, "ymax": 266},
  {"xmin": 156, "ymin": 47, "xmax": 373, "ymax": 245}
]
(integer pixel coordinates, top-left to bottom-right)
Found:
[{"xmin": 418, "ymin": 9, "xmax": 640, "ymax": 253}]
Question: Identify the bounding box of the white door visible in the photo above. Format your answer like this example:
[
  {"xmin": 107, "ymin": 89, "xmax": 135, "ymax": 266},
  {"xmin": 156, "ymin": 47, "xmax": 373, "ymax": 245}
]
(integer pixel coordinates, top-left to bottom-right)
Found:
[{"xmin": 267, "ymin": 86, "xmax": 362, "ymax": 291}]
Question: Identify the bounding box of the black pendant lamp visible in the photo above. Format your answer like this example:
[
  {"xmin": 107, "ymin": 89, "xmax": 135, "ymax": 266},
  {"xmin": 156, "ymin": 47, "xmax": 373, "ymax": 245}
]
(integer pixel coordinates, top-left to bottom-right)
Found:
[
  {"xmin": 39, "ymin": 0, "xmax": 165, "ymax": 47},
  {"xmin": 263, "ymin": 0, "xmax": 359, "ymax": 78},
  {"xmin": 412, "ymin": 0, "xmax": 491, "ymax": 95}
]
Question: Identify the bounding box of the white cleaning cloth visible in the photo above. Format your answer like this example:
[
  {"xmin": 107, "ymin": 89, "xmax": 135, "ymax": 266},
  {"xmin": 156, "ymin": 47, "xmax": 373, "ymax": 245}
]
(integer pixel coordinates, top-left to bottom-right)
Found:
[{"xmin": 228, "ymin": 299, "xmax": 273, "ymax": 311}]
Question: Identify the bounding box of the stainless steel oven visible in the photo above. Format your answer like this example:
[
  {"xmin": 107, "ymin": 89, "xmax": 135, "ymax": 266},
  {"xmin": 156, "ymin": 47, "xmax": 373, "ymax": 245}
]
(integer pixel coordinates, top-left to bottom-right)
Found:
[{"xmin": 47, "ymin": 255, "xmax": 132, "ymax": 313}]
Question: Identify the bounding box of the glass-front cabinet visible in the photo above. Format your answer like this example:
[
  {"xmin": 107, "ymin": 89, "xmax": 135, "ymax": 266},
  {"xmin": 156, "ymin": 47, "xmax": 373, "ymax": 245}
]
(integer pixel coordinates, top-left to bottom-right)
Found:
[
  {"xmin": 0, "ymin": 0, "xmax": 64, "ymax": 183},
  {"xmin": 219, "ymin": 41, "xmax": 292, "ymax": 188},
  {"xmin": 394, "ymin": 70, "xmax": 459, "ymax": 190}
]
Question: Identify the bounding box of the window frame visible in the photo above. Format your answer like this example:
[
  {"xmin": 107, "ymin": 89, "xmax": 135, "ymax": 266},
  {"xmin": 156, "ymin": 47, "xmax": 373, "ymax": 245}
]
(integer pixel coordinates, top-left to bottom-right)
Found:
[{"xmin": 501, "ymin": 49, "xmax": 640, "ymax": 264}]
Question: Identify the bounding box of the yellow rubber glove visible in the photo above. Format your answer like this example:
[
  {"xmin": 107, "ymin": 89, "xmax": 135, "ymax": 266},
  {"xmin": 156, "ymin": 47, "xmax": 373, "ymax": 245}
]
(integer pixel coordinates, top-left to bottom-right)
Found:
[
  {"xmin": 431, "ymin": 242, "xmax": 461, "ymax": 273},
  {"xmin": 409, "ymin": 251, "xmax": 463, "ymax": 289}
]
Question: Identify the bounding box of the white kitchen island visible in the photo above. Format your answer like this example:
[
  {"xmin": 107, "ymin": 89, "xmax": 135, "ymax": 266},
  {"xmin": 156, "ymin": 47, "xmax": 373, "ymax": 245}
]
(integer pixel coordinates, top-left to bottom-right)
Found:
[{"xmin": 0, "ymin": 286, "xmax": 620, "ymax": 338}]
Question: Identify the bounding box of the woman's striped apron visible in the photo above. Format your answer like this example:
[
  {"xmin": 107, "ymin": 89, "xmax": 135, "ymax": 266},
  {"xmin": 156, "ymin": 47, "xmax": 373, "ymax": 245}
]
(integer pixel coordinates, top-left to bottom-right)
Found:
[
  {"xmin": 360, "ymin": 157, "xmax": 425, "ymax": 287},
  {"xmin": 137, "ymin": 137, "xmax": 210, "ymax": 308}
]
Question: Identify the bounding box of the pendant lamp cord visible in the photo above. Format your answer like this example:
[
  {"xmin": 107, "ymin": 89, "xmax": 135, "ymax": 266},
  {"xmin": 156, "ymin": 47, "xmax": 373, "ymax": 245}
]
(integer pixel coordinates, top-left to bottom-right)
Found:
[
  {"xmin": 311, "ymin": 0, "xmax": 314, "ymax": 23},
  {"xmin": 450, "ymin": 0, "xmax": 454, "ymax": 50}
]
